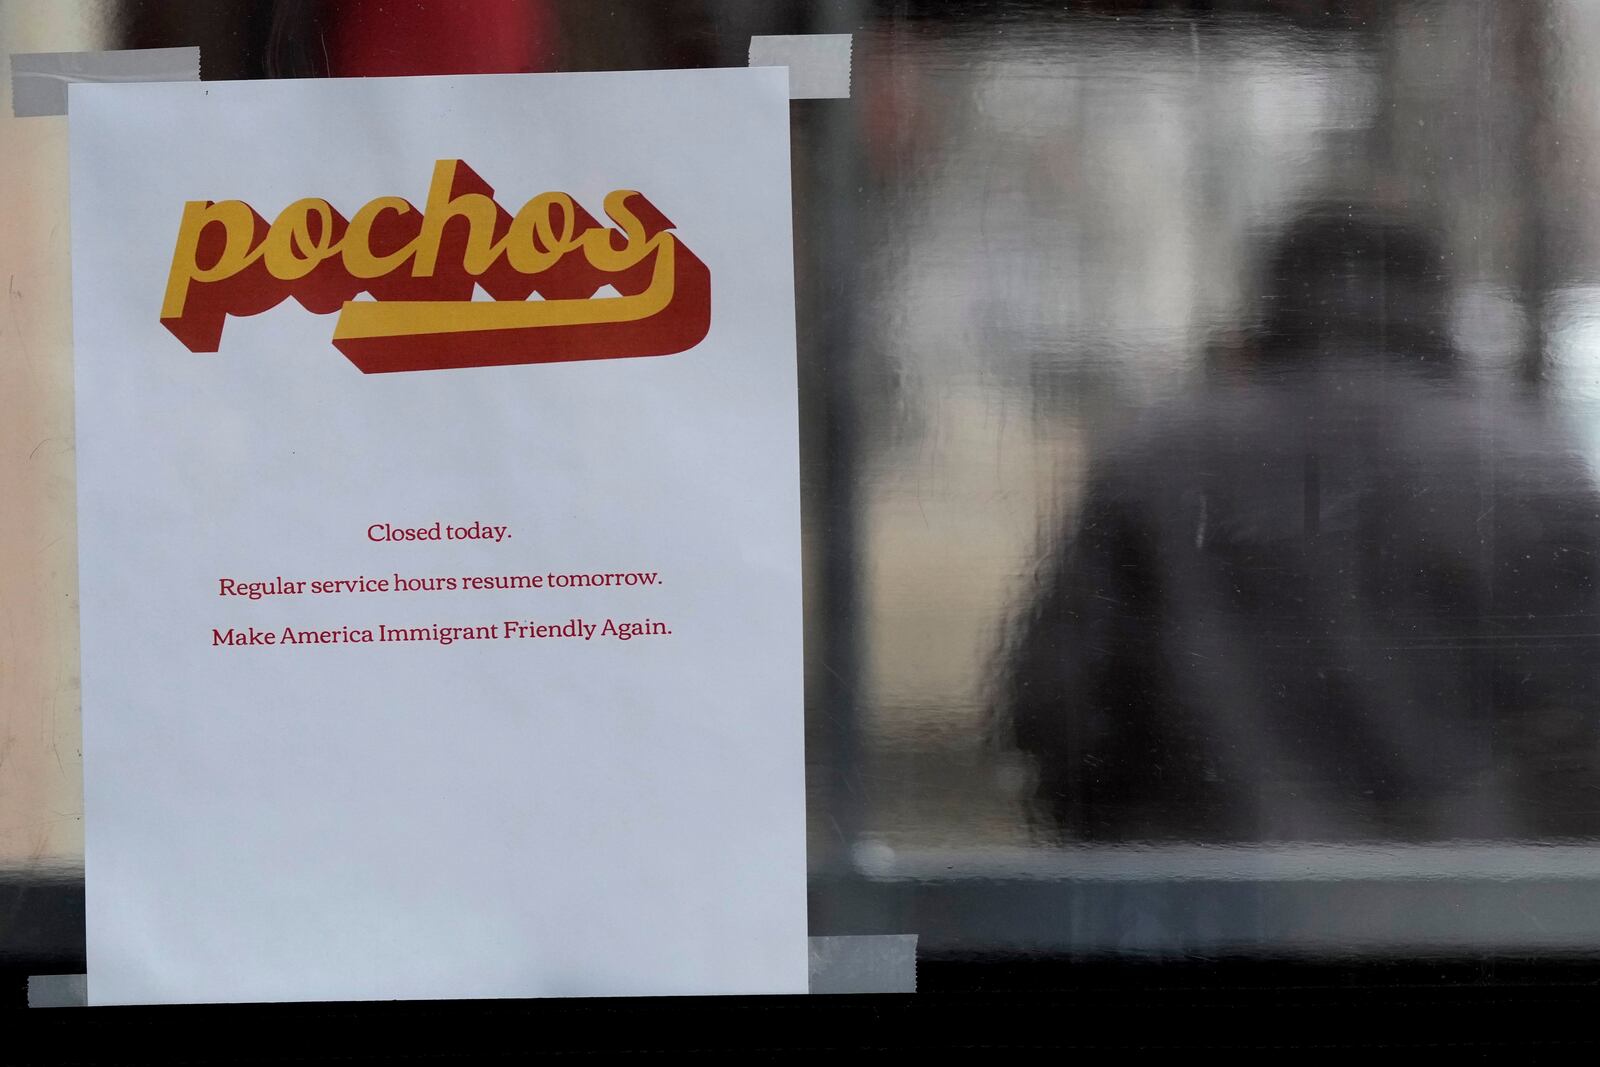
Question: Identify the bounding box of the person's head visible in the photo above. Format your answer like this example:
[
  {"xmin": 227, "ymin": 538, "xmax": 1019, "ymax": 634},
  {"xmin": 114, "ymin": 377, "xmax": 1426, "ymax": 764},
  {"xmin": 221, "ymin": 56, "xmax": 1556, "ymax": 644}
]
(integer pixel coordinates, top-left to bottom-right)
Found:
[{"xmin": 1251, "ymin": 205, "xmax": 1454, "ymax": 372}]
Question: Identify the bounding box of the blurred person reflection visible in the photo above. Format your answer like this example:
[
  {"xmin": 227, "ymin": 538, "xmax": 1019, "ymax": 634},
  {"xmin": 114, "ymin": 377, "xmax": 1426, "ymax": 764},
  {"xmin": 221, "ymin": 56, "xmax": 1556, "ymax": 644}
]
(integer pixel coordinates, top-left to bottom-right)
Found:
[{"xmin": 1003, "ymin": 205, "xmax": 1600, "ymax": 843}]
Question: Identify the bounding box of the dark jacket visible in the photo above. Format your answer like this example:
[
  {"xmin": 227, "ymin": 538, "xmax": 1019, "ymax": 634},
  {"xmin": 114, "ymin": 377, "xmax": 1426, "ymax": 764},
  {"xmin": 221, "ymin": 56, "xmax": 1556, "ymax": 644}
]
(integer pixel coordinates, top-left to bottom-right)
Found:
[{"xmin": 1006, "ymin": 211, "xmax": 1600, "ymax": 842}]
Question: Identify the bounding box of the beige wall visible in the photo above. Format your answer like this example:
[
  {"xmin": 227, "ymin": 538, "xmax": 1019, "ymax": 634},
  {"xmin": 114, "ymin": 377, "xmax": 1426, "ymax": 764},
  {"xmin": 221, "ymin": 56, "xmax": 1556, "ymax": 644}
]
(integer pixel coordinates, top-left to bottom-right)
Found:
[{"xmin": 0, "ymin": 0, "xmax": 119, "ymax": 871}]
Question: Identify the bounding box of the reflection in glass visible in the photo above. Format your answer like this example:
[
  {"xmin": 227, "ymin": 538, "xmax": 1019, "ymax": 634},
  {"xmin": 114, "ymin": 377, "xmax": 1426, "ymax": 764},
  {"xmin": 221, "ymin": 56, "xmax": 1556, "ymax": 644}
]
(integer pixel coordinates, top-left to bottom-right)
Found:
[{"xmin": 1006, "ymin": 206, "xmax": 1600, "ymax": 843}]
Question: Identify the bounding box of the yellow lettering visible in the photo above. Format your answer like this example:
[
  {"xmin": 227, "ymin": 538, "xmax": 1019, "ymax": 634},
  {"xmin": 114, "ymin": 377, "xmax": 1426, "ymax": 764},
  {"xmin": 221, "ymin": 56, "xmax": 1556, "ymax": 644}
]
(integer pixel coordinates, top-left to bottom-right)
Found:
[
  {"xmin": 262, "ymin": 198, "xmax": 338, "ymax": 281},
  {"xmin": 579, "ymin": 190, "xmax": 659, "ymax": 273},
  {"xmin": 496, "ymin": 192, "xmax": 578, "ymax": 275},
  {"xmin": 160, "ymin": 200, "xmax": 264, "ymax": 319},
  {"xmin": 412, "ymin": 159, "xmax": 501, "ymax": 277},
  {"xmin": 341, "ymin": 196, "xmax": 419, "ymax": 279}
]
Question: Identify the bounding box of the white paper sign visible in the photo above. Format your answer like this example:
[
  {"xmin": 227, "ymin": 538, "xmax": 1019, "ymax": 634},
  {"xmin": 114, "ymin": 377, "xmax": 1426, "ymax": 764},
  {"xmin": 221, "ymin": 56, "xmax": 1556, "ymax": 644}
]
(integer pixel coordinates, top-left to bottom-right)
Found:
[{"xmin": 69, "ymin": 68, "xmax": 806, "ymax": 1005}]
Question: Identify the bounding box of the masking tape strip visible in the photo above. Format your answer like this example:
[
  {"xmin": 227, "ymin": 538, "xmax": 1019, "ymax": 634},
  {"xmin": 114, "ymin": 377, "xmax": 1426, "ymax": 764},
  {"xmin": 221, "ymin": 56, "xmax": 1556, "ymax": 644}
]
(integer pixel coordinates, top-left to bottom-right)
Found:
[
  {"xmin": 807, "ymin": 934, "xmax": 918, "ymax": 995},
  {"xmin": 26, "ymin": 973, "xmax": 86, "ymax": 1008},
  {"xmin": 10, "ymin": 46, "xmax": 200, "ymax": 117},
  {"xmin": 31, "ymin": 934, "xmax": 917, "ymax": 1005},
  {"xmin": 748, "ymin": 34, "xmax": 852, "ymax": 99}
]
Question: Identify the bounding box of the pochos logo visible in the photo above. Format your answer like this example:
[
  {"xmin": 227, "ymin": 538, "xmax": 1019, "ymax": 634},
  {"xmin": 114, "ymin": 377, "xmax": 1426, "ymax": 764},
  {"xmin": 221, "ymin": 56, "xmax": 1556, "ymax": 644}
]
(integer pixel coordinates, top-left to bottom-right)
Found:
[{"xmin": 159, "ymin": 160, "xmax": 711, "ymax": 374}]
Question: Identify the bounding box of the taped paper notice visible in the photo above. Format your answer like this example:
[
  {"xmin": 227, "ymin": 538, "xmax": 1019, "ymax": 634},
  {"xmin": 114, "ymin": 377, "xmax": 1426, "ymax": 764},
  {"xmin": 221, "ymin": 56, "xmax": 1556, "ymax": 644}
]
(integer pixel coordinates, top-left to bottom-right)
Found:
[
  {"xmin": 70, "ymin": 68, "xmax": 806, "ymax": 1006},
  {"xmin": 749, "ymin": 34, "xmax": 852, "ymax": 99},
  {"xmin": 10, "ymin": 47, "xmax": 199, "ymax": 117}
]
